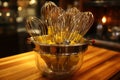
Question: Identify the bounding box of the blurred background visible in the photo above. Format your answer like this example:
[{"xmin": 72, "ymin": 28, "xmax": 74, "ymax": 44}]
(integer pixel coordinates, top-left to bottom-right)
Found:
[{"xmin": 0, "ymin": 0, "xmax": 120, "ymax": 58}]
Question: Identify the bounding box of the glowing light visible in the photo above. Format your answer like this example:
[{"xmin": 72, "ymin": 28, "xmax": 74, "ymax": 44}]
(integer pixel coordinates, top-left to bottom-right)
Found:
[
  {"xmin": 102, "ymin": 16, "xmax": 107, "ymax": 24},
  {"xmin": 0, "ymin": 12, "xmax": 2, "ymax": 16},
  {"xmin": 6, "ymin": 12, "xmax": 10, "ymax": 16},
  {"xmin": 18, "ymin": 6, "xmax": 22, "ymax": 11},
  {"xmin": 3, "ymin": 2, "xmax": 8, "ymax": 7},
  {"xmin": 29, "ymin": 0, "xmax": 36, "ymax": 5}
]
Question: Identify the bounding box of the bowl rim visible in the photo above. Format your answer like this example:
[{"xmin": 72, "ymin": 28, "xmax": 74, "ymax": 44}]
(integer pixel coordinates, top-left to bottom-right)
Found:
[{"xmin": 30, "ymin": 37, "xmax": 89, "ymax": 47}]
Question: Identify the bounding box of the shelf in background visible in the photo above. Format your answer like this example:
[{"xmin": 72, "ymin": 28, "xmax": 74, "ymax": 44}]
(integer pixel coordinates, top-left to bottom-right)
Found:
[{"xmin": 84, "ymin": 1, "xmax": 120, "ymax": 7}]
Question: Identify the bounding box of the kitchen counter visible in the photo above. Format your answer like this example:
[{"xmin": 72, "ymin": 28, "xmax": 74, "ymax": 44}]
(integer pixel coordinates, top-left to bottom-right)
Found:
[{"xmin": 0, "ymin": 46, "xmax": 120, "ymax": 80}]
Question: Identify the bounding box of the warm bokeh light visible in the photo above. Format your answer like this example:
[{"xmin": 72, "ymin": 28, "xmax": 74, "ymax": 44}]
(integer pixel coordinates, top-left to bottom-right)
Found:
[
  {"xmin": 0, "ymin": 12, "xmax": 2, "ymax": 16},
  {"xmin": 102, "ymin": 16, "xmax": 107, "ymax": 24},
  {"xmin": 6, "ymin": 12, "xmax": 10, "ymax": 16},
  {"xmin": 29, "ymin": 0, "xmax": 37, "ymax": 5},
  {"xmin": 3, "ymin": 1, "xmax": 8, "ymax": 7},
  {"xmin": 18, "ymin": 6, "xmax": 22, "ymax": 11}
]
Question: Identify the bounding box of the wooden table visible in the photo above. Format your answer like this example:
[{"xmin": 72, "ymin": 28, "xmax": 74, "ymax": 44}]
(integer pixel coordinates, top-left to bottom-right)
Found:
[{"xmin": 0, "ymin": 46, "xmax": 120, "ymax": 80}]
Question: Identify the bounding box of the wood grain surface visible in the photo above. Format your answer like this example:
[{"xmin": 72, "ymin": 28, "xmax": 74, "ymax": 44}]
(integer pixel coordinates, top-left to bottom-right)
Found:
[{"xmin": 0, "ymin": 46, "xmax": 120, "ymax": 80}]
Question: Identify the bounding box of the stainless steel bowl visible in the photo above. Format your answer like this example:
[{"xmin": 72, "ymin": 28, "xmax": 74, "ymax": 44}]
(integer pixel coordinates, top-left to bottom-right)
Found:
[{"xmin": 33, "ymin": 41, "xmax": 88, "ymax": 79}]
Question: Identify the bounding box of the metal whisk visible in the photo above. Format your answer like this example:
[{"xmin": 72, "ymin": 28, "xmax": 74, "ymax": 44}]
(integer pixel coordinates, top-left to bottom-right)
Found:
[
  {"xmin": 41, "ymin": 1, "xmax": 57, "ymax": 25},
  {"xmin": 73, "ymin": 12, "xmax": 94, "ymax": 42},
  {"xmin": 26, "ymin": 17, "xmax": 48, "ymax": 43},
  {"xmin": 51, "ymin": 7, "xmax": 94, "ymax": 44},
  {"xmin": 26, "ymin": 1, "xmax": 94, "ymax": 45}
]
